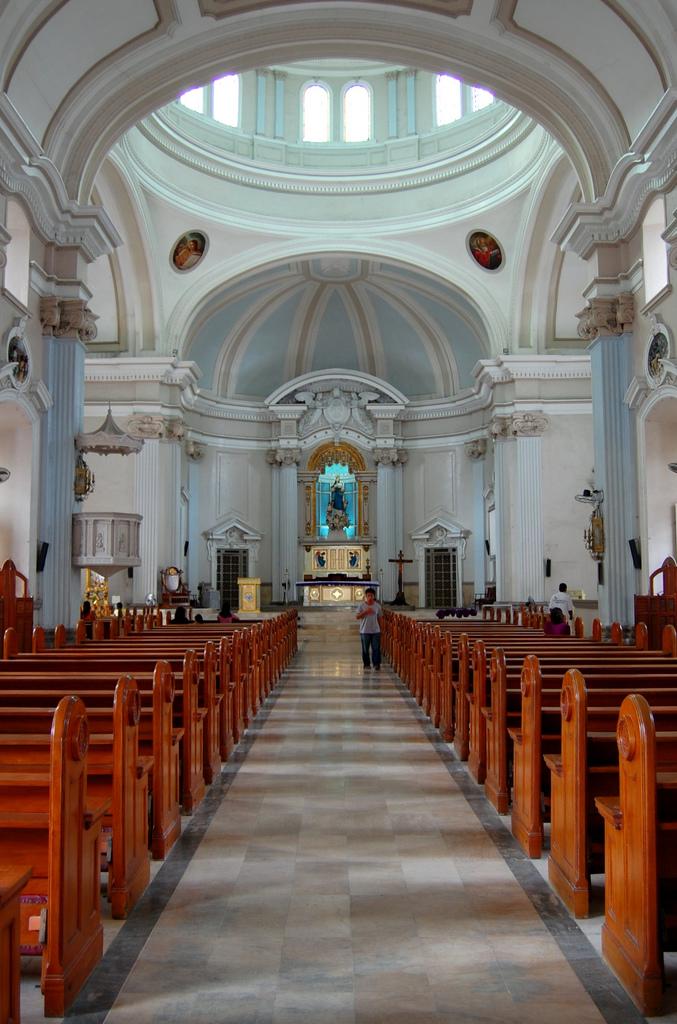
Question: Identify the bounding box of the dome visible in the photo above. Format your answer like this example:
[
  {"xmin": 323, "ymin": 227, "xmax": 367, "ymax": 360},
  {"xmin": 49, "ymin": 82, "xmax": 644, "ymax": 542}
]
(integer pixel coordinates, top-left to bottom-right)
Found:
[{"xmin": 185, "ymin": 257, "xmax": 489, "ymax": 402}]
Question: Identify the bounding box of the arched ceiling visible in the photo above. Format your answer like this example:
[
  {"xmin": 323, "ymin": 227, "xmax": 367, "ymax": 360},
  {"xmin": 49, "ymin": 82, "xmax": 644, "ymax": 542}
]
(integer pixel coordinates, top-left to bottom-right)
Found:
[
  {"xmin": 0, "ymin": 0, "xmax": 673, "ymax": 208},
  {"xmin": 185, "ymin": 257, "xmax": 489, "ymax": 402}
]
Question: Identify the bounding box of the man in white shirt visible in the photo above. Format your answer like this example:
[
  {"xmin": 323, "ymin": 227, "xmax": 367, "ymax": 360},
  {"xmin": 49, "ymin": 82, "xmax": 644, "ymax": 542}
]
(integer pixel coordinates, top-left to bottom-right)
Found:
[{"xmin": 549, "ymin": 582, "xmax": 574, "ymax": 622}]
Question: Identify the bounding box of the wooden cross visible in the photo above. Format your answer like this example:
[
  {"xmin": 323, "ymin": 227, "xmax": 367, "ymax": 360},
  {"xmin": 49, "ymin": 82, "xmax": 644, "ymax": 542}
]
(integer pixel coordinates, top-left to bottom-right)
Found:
[{"xmin": 389, "ymin": 549, "xmax": 413, "ymax": 605}]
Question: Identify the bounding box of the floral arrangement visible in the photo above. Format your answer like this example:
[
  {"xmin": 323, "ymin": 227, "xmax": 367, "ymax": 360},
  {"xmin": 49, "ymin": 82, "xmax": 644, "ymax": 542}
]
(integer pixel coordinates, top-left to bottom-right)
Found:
[
  {"xmin": 436, "ymin": 607, "xmax": 478, "ymax": 619},
  {"xmin": 326, "ymin": 507, "xmax": 349, "ymax": 531}
]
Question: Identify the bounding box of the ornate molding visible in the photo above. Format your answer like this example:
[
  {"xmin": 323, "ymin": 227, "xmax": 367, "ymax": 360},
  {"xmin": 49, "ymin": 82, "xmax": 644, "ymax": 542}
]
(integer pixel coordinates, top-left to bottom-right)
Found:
[
  {"xmin": 40, "ymin": 296, "xmax": 98, "ymax": 341},
  {"xmin": 266, "ymin": 447, "xmax": 301, "ymax": 467},
  {"xmin": 133, "ymin": 104, "xmax": 539, "ymax": 201},
  {"xmin": 0, "ymin": 223, "xmax": 9, "ymax": 270},
  {"xmin": 198, "ymin": 0, "xmax": 473, "ymax": 15},
  {"xmin": 373, "ymin": 448, "xmax": 408, "ymax": 466},
  {"xmin": 0, "ymin": 96, "xmax": 122, "ymax": 261},
  {"xmin": 511, "ymin": 412, "xmax": 549, "ymax": 437},
  {"xmin": 464, "ymin": 439, "xmax": 487, "ymax": 460},
  {"xmin": 576, "ymin": 293, "xmax": 634, "ymax": 341},
  {"xmin": 126, "ymin": 415, "xmax": 166, "ymax": 440},
  {"xmin": 293, "ymin": 385, "xmax": 380, "ymax": 440},
  {"xmin": 185, "ymin": 440, "xmax": 205, "ymax": 461},
  {"xmin": 490, "ymin": 416, "xmax": 513, "ymax": 440}
]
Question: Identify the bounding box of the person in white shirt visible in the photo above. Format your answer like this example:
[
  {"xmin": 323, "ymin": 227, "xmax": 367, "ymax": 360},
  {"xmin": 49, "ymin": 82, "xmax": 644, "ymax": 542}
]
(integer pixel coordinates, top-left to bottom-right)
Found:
[
  {"xmin": 549, "ymin": 582, "xmax": 574, "ymax": 622},
  {"xmin": 355, "ymin": 587, "xmax": 382, "ymax": 670}
]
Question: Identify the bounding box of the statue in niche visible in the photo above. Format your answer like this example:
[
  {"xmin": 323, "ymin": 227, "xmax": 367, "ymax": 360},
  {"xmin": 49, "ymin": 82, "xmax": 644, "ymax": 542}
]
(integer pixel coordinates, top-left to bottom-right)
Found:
[{"xmin": 326, "ymin": 476, "xmax": 349, "ymax": 532}]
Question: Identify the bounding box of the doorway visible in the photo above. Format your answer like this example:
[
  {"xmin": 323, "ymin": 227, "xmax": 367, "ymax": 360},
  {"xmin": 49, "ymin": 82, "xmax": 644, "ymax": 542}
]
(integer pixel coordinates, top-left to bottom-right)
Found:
[
  {"xmin": 425, "ymin": 547, "xmax": 458, "ymax": 607},
  {"xmin": 216, "ymin": 548, "xmax": 248, "ymax": 609}
]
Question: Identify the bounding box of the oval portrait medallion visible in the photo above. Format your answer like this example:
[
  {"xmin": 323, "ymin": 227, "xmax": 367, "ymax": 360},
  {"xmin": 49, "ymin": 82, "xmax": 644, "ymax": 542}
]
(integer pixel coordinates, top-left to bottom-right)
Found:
[
  {"xmin": 171, "ymin": 231, "xmax": 208, "ymax": 273},
  {"xmin": 467, "ymin": 230, "xmax": 503, "ymax": 272}
]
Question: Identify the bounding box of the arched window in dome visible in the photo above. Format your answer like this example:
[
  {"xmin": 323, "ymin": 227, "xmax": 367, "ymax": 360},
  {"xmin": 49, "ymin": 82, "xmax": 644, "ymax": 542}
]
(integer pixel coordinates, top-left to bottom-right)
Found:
[
  {"xmin": 212, "ymin": 74, "xmax": 240, "ymax": 127},
  {"xmin": 179, "ymin": 86, "xmax": 205, "ymax": 113},
  {"xmin": 471, "ymin": 86, "xmax": 494, "ymax": 112},
  {"xmin": 302, "ymin": 83, "xmax": 331, "ymax": 142},
  {"xmin": 343, "ymin": 83, "xmax": 371, "ymax": 142},
  {"xmin": 435, "ymin": 74, "xmax": 462, "ymax": 126}
]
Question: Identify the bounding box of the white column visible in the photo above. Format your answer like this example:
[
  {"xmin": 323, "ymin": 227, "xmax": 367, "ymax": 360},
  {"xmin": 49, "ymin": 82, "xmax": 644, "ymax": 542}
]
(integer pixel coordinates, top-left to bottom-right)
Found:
[
  {"xmin": 133, "ymin": 438, "xmax": 160, "ymax": 603},
  {"xmin": 159, "ymin": 437, "xmax": 182, "ymax": 569},
  {"xmin": 492, "ymin": 419, "xmax": 513, "ymax": 603},
  {"xmin": 37, "ymin": 334, "xmax": 85, "ymax": 628},
  {"xmin": 269, "ymin": 448, "xmax": 299, "ymax": 602},
  {"xmin": 185, "ymin": 443, "xmax": 205, "ymax": 592},
  {"xmin": 465, "ymin": 440, "xmax": 487, "ymax": 598},
  {"xmin": 513, "ymin": 413, "xmax": 548, "ymax": 603},
  {"xmin": 375, "ymin": 449, "xmax": 405, "ymax": 602}
]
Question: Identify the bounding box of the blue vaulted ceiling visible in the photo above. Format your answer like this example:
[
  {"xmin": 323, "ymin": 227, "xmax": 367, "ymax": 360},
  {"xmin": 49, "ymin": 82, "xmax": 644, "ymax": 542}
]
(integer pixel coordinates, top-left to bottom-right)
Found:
[{"xmin": 185, "ymin": 257, "xmax": 489, "ymax": 402}]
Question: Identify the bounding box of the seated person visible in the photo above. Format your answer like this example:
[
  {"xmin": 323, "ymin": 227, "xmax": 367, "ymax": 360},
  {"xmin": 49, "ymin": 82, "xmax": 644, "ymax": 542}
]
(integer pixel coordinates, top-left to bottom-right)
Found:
[
  {"xmin": 80, "ymin": 600, "xmax": 96, "ymax": 621},
  {"xmin": 544, "ymin": 606, "xmax": 571, "ymax": 636},
  {"xmin": 172, "ymin": 606, "xmax": 189, "ymax": 624},
  {"xmin": 113, "ymin": 601, "xmax": 124, "ymax": 618},
  {"xmin": 218, "ymin": 601, "xmax": 240, "ymax": 624}
]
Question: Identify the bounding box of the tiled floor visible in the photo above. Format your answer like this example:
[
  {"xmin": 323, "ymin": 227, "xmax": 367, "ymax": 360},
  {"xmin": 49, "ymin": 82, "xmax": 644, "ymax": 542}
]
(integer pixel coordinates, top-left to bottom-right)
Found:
[{"xmin": 24, "ymin": 625, "xmax": 653, "ymax": 1022}]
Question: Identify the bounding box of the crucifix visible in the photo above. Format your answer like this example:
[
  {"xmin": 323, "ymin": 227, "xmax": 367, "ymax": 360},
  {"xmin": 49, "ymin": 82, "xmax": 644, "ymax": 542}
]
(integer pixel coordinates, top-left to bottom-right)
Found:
[{"xmin": 389, "ymin": 549, "xmax": 413, "ymax": 605}]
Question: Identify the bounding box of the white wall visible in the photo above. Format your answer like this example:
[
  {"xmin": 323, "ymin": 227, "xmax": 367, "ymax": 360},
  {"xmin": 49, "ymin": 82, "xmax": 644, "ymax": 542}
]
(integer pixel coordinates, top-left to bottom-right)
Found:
[{"xmin": 0, "ymin": 403, "xmax": 34, "ymax": 578}]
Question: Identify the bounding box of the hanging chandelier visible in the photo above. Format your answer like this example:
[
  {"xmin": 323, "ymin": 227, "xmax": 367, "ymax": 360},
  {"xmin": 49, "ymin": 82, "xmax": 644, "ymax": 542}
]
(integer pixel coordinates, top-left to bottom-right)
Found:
[{"xmin": 76, "ymin": 406, "xmax": 144, "ymax": 456}]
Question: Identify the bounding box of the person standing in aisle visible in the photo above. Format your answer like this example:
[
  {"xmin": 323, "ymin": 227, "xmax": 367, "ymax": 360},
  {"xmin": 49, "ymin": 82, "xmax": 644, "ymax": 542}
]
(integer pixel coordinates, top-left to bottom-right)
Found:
[{"xmin": 356, "ymin": 587, "xmax": 382, "ymax": 670}]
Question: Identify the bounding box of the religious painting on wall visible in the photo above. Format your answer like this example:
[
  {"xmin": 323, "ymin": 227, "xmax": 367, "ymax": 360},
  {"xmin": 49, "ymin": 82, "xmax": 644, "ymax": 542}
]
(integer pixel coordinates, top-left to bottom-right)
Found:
[
  {"xmin": 645, "ymin": 320, "xmax": 673, "ymax": 388},
  {"xmin": 171, "ymin": 230, "xmax": 208, "ymax": 272},
  {"xmin": 315, "ymin": 550, "xmax": 327, "ymax": 569},
  {"xmin": 6, "ymin": 331, "xmax": 30, "ymax": 389},
  {"xmin": 467, "ymin": 230, "xmax": 503, "ymax": 271}
]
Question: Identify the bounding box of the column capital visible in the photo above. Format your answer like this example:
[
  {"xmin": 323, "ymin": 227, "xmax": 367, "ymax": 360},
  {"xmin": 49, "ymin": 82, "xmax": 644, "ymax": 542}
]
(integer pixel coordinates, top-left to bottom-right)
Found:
[
  {"xmin": 40, "ymin": 296, "xmax": 98, "ymax": 341},
  {"xmin": 464, "ymin": 439, "xmax": 487, "ymax": 461},
  {"xmin": 490, "ymin": 416, "xmax": 513, "ymax": 440},
  {"xmin": 185, "ymin": 439, "xmax": 205, "ymax": 461},
  {"xmin": 124, "ymin": 413, "xmax": 175, "ymax": 438},
  {"xmin": 373, "ymin": 447, "xmax": 408, "ymax": 466},
  {"xmin": 576, "ymin": 293, "xmax": 634, "ymax": 341},
  {"xmin": 511, "ymin": 412, "xmax": 549, "ymax": 437},
  {"xmin": 267, "ymin": 447, "xmax": 301, "ymax": 466}
]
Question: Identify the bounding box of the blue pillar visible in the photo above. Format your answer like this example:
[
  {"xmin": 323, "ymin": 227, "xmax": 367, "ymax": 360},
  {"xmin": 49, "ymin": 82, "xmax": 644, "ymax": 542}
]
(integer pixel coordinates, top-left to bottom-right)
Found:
[{"xmin": 589, "ymin": 331, "xmax": 638, "ymax": 625}]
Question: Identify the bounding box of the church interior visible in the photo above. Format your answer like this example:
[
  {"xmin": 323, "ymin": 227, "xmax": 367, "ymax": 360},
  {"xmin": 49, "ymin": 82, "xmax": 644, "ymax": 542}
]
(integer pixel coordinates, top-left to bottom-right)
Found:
[{"xmin": 1, "ymin": 1, "xmax": 677, "ymax": 1022}]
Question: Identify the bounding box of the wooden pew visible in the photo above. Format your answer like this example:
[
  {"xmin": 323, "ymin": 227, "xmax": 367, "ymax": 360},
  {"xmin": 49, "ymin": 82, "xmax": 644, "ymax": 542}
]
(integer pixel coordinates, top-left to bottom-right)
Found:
[
  {"xmin": 0, "ymin": 865, "xmax": 32, "ymax": 1024},
  {"xmin": 545, "ymin": 669, "xmax": 677, "ymax": 916},
  {"xmin": 482, "ymin": 638, "xmax": 677, "ymax": 820},
  {"xmin": 0, "ymin": 663, "xmax": 180, "ymax": 862},
  {"xmin": 596, "ymin": 694, "xmax": 677, "ymax": 1015},
  {"xmin": 0, "ymin": 696, "xmax": 109, "ymax": 1017},
  {"xmin": 509, "ymin": 653, "xmax": 677, "ymax": 858},
  {"xmin": 0, "ymin": 675, "xmax": 151, "ymax": 919},
  {"xmin": 2, "ymin": 641, "xmax": 206, "ymax": 816}
]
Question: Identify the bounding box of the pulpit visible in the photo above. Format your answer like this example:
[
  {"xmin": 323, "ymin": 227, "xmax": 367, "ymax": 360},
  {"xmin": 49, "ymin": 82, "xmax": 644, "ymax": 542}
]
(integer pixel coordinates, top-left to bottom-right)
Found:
[
  {"xmin": 160, "ymin": 566, "xmax": 189, "ymax": 607},
  {"xmin": 0, "ymin": 559, "xmax": 33, "ymax": 652},
  {"xmin": 238, "ymin": 577, "xmax": 261, "ymax": 614},
  {"xmin": 634, "ymin": 556, "xmax": 677, "ymax": 649}
]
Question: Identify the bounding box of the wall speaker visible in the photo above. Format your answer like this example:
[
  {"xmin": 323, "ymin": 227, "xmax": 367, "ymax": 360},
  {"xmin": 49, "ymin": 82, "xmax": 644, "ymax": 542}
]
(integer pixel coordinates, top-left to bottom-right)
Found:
[
  {"xmin": 545, "ymin": 558, "xmax": 551, "ymax": 578},
  {"xmin": 484, "ymin": 539, "xmax": 490, "ymax": 556},
  {"xmin": 127, "ymin": 566, "xmax": 134, "ymax": 579},
  {"xmin": 36, "ymin": 541, "xmax": 49, "ymax": 573},
  {"xmin": 628, "ymin": 538, "xmax": 642, "ymax": 570},
  {"xmin": 597, "ymin": 561, "xmax": 604, "ymax": 586},
  {"xmin": 184, "ymin": 541, "xmax": 189, "ymax": 557}
]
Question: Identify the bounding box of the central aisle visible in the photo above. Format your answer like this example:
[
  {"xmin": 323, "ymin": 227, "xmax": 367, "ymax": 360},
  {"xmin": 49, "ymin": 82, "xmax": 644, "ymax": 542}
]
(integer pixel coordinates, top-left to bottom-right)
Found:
[{"xmin": 96, "ymin": 626, "xmax": 618, "ymax": 1024}]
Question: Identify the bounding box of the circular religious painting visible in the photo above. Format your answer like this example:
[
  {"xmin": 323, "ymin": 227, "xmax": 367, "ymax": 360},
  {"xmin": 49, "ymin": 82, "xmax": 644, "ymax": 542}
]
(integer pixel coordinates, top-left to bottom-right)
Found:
[
  {"xmin": 647, "ymin": 330, "xmax": 669, "ymax": 385},
  {"xmin": 170, "ymin": 230, "xmax": 208, "ymax": 273},
  {"xmin": 467, "ymin": 230, "xmax": 503, "ymax": 272},
  {"xmin": 6, "ymin": 332, "xmax": 30, "ymax": 390}
]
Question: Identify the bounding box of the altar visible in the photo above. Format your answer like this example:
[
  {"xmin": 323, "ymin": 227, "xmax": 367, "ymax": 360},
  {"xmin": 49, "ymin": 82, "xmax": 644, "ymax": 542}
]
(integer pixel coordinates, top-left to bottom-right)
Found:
[{"xmin": 296, "ymin": 580, "xmax": 380, "ymax": 606}]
